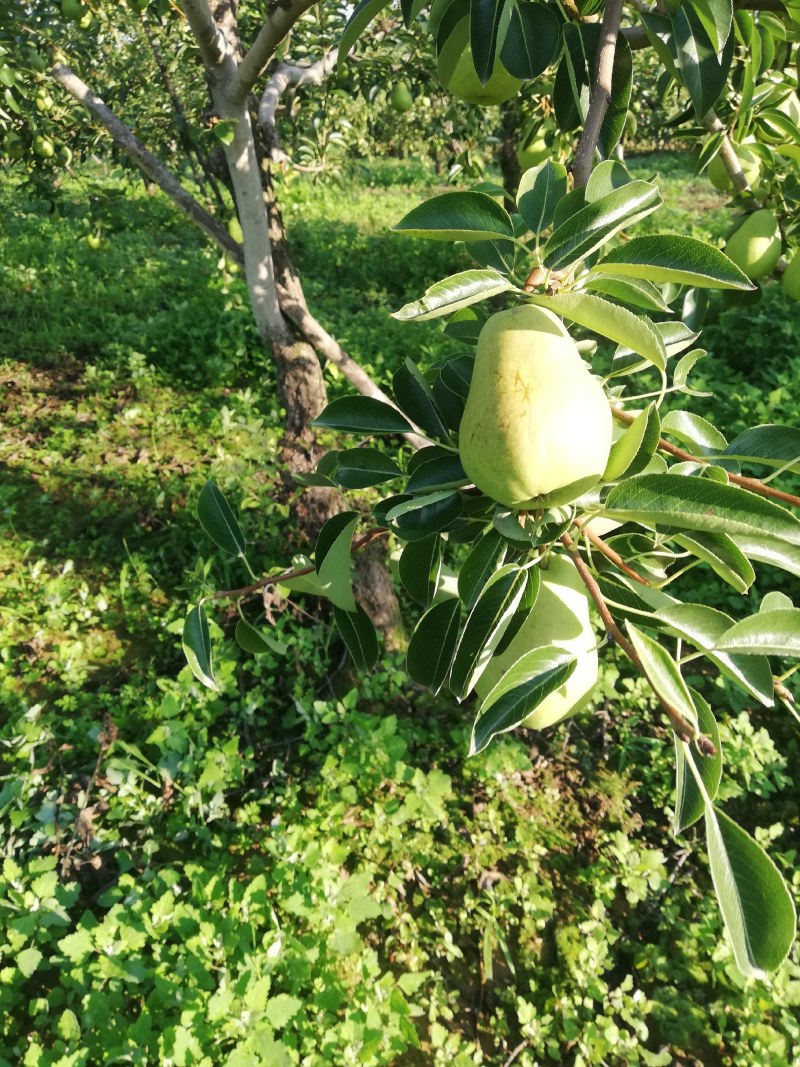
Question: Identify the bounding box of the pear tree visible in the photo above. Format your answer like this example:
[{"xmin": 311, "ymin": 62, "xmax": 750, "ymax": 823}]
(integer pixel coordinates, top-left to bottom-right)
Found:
[{"xmin": 182, "ymin": 0, "xmax": 800, "ymax": 981}]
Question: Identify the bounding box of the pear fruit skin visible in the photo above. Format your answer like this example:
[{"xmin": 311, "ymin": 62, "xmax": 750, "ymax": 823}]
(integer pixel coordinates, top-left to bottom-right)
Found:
[
  {"xmin": 390, "ymin": 81, "xmax": 413, "ymax": 113},
  {"xmin": 707, "ymin": 143, "xmax": 761, "ymax": 192},
  {"xmin": 724, "ymin": 209, "xmax": 781, "ymax": 280},
  {"xmin": 476, "ymin": 555, "xmax": 598, "ymax": 730},
  {"xmin": 440, "ymin": 47, "xmax": 522, "ymax": 106},
  {"xmin": 517, "ymin": 131, "xmax": 550, "ymax": 171},
  {"xmin": 783, "ymin": 255, "xmax": 800, "ymax": 300},
  {"xmin": 459, "ymin": 305, "xmax": 612, "ymax": 509}
]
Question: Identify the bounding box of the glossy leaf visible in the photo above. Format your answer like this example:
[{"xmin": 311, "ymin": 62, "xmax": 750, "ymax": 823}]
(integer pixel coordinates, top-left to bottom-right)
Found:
[
  {"xmin": 405, "ymin": 452, "xmax": 468, "ymax": 494},
  {"xmin": 335, "ymin": 448, "xmax": 403, "ymax": 489},
  {"xmin": 392, "ymin": 359, "xmax": 450, "ymax": 439},
  {"xmin": 433, "ymin": 354, "xmax": 474, "ymax": 431},
  {"xmin": 500, "ymin": 0, "xmax": 560, "ymax": 80},
  {"xmin": 672, "ymin": 4, "xmax": 734, "ymax": 119},
  {"xmin": 182, "ymin": 604, "xmax": 216, "ymax": 691},
  {"xmin": 517, "ymin": 159, "xmax": 568, "ymax": 236},
  {"xmin": 315, "ymin": 512, "xmax": 359, "ymax": 612},
  {"xmin": 604, "ymin": 475, "xmax": 800, "ymax": 548},
  {"xmin": 393, "ymin": 192, "xmax": 515, "ymax": 242},
  {"xmin": 594, "ymin": 234, "xmax": 754, "ymax": 290},
  {"xmin": 661, "ymin": 410, "xmax": 727, "ymax": 455},
  {"xmin": 627, "ymin": 622, "xmax": 698, "ymax": 730},
  {"xmin": 470, "ymin": 649, "xmax": 576, "ymax": 755},
  {"xmin": 458, "ymin": 529, "xmax": 507, "ymax": 610},
  {"xmin": 197, "ymin": 481, "xmax": 247, "ymax": 558},
  {"xmin": 407, "ymin": 597, "xmax": 462, "ymax": 693},
  {"xmin": 714, "ymin": 611, "xmax": 800, "ymax": 657},
  {"xmin": 688, "ymin": 0, "xmax": 733, "ymax": 53},
  {"xmin": 235, "ymin": 620, "xmax": 288, "ymax": 656},
  {"xmin": 339, "ymin": 0, "xmax": 391, "ymax": 55},
  {"xmin": 333, "ymin": 604, "xmax": 380, "ymax": 671},
  {"xmin": 674, "ymin": 689, "xmax": 722, "ymax": 832},
  {"xmin": 721, "ymin": 426, "xmax": 800, "ymax": 474},
  {"xmin": 670, "ymin": 530, "xmax": 754, "ymax": 593},
  {"xmin": 393, "ymin": 269, "xmax": 515, "ymax": 321},
  {"xmin": 528, "ymin": 292, "xmax": 667, "ymax": 371},
  {"xmin": 582, "ymin": 274, "xmax": 672, "ymax": 314},
  {"xmin": 542, "ymin": 181, "xmax": 662, "ymax": 271},
  {"xmin": 386, "ymin": 490, "xmax": 464, "ymax": 541},
  {"xmin": 398, "ymin": 534, "xmax": 442, "ymax": 607},
  {"xmin": 604, "ymin": 405, "xmax": 661, "ymax": 481},
  {"xmin": 731, "ymin": 534, "xmax": 800, "ymax": 580},
  {"xmin": 313, "ymin": 396, "xmax": 413, "ymax": 435},
  {"xmin": 442, "ymin": 307, "xmax": 487, "ymax": 346},
  {"xmin": 470, "ymin": 0, "xmax": 506, "ymax": 83},
  {"xmin": 450, "ymin": 564, "xmax": 530, "ymax": 700}
]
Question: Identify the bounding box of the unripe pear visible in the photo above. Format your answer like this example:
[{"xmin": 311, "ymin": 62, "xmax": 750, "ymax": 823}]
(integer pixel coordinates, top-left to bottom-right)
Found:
[
  {"xmin": 439, "ymin": 47, "xmax": 522, "ymax": 107},
  {"xmin": 476, "ymin": 555, "xmax": 598, "ymax": 730},
  {"xmin": 459, "ymin": 305, "xmax": 612, "ymax": 509},
  {"xmin": 516, "ymin": 130, "xmax": 549, "ymax": 171},
  {"xmin": 707, "ymin": 143, "xmax": 762, "ymax": 192},
  {"xmin": 783, "ymin": 255, "xmax": 800, "ymax": 300},
  {"xmin": 390, "ymin": 81, "xmax": 413, "ymax": 113},
  {"xmin": 227, "ymin": 217, "xmax": 244, "ymax": 244},
  {"xmin": 724, "ymin": 209, "xmax": 781, "ymax": 280},
  {"xmin": 33, "ymin": 135, "xmax": 55, "ymax": 159}
]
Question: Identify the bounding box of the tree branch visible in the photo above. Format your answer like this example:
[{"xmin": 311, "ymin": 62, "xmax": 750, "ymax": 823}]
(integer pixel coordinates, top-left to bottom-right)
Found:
[
  {"xmin": 572, "ymin": 0, "xmax": 625, "ymax": 188},
  {"xmin": 560, "ymin": 533, "xmax": 715, "ymax": 752},
  {"xmin": 233, "ymin": 0, "xmax": 321, "ymax": 106},
  {"xmin": 611, "ymin": 407, "xmax": 800, "ymax": 509},
  {"xmin": 703, "ymin": 110, "xmax": 754, "ymax": 196},
  {"xmin": 52, "ymin": 64, "xmax": 241, "ymax": 261},
  {"xmin": 258, "ymin": 49, "xmax": 339, "ymax": 162},
  {"xmin": 179, "ymin": 0, "xmax": 227, "ymax": 72},
  {"xmin": 574, "ymin": 518, "xmax": 651, "ymax": 585}
]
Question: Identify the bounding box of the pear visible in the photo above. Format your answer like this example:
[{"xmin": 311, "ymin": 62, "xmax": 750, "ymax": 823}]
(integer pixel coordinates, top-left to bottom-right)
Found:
[
  {"xmin": 459, "ymin": 305, "xmax": 612, "ymax": 508},
  {"xmin": 390, "ymin": 81, "xmax": 413, "ymax": 113},
  {"xmin": 475, "ymin": 555, "xmax": 597, "ymax": 730},
  {"xmin": 783, "ymin": 255, "xmax": 800, "ymax": 301},
  {"xmin": 724, "ymin": 209, "xmax": 781, "ymax": 280},
  {"xmin": 707, "ymin": 143, "xmax": 762, "ymax": 192},
  {"xmin": 439, "ymin": 47, "xmax": 522, "ymax": 106},
  {"xmin": 517, "ymin": 129, "xmax": 550, "ymax": 171}
]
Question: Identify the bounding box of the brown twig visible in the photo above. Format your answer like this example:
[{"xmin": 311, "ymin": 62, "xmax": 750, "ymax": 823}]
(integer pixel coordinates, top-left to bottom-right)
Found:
[
  {"xmin": 561, "ymin": 533, "xmax": 716, "ymax": 754},
  {"xmin": 572, "ymin": 0, "xmax": 625, "ymax": 188},
  {"xmin": 611, "ymin": 407, "xmax": 800, "ymax": 509},
  {"xmin": 212, "ymin": 527, "xmax": 389, "ymax": 601},
  {"xmin": 574, "ymin": 517, "xmax": 651, "ymax": 586}
]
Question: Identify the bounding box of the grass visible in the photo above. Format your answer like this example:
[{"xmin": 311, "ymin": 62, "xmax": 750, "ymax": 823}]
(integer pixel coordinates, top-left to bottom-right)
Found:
[{"xmin": 1, "ymin": 153, "xmax": 800, "ymax": 1066}]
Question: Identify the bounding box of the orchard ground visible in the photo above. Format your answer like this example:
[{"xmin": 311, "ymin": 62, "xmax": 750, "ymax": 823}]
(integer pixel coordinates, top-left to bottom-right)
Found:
[{"xmin": 2, "ymin": 153, "xmax": 800, "ymax": 1066}]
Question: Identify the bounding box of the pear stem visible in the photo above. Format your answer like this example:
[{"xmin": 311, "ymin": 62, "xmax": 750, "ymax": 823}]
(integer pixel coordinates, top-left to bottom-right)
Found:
[{"xmin": 560, "ymin": 532, "xmax": 716, "ymax": 754}]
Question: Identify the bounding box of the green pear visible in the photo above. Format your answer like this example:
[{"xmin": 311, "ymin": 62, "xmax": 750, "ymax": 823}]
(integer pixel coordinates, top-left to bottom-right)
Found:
[
  {"xmin": 475, "ymin": 555, "xmax": 597, "ymax": 730},
  {"xmin": 459, "ymin": 305, "xmax": 612, "ymax": 509},
  {"xmin": 33, "ymin": 135, "xmax": 55, "ymax": 159},
  {"xmin": 516, "ymin": 130, "xmax": 550, "ymax": 171},
  {"xmin": 227, "ymin": 217, "xmax": 244, "ymax": 244},
  {"xmin": 390, "ymin": 81, "xmax": 413, "ymax": 113},
  {"xmin": 707, "ymin": 143, "xmax": 762, "ymax": 192},
  {"xmin": 782, "ymin": 255, "xmax": 800, "ymax": 300},
  {"xmin": 439, "ymin": 47, "xmax": 522, "ymax": 107},
  {"xmin": 724, "ymin": 209, "xmax": 781, "ymax": 280}
]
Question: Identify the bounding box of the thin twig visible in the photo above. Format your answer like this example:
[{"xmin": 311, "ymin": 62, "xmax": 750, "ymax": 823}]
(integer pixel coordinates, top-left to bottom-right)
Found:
[
  {"xmin": 572, "ymin": 0, "xmax": 625, "ymax": 188},
  {"xmin": 611, "ymin": 407, "xmax": 800, "ymax": 509},
  {"xmin": 213, "ymin": 528, "xmax": 389, "ymax": 601},
  {"xmin": 702, "ymin": 111, "xmax": 754, "ymax": 197},
  {"xmin": 561, "ymin": 533, "xmax": 716, "ymax": 754},
  {"xmin": 574, "ymin": 517, "xmax": 651, "ymax": 586}
]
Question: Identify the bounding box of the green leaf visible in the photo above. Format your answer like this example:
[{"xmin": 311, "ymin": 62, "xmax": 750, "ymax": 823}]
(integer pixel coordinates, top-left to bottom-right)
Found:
[
  {"xmin": 400, "ymin": 0, "xmax": 427, "ymax": 26},
  {"xmin": 458, "ymin": 529, "xmax": 507, "ymax": 610},
  {"xmin": 661, "ymin": 410, "xmax": 728, "ymax": 455},
  {"xmin": 333, "ymin": 604, "xmax": 380, "ymax": 671},
  {"xmin": 315, "ymin": 512, "xmax": 359, "ymax": 612},
  {"xmin": 334, "ymin": 448, "xmax": 403, "ymax": 489},
  {"xmin": 731, "ymin": 534, "xmax": 800, "ymax": 580},
  {"xmin": 670, "ymin": 530, "xmax": 754, "ymax": 593},
  {"xmin": 672, "ymin": 4, "xmax": 734, "ymax": 119},
  {"xmin": 687, "ymin": 0, "xmax": 733, "ymax": 53},
  {"xmin": 235, "ymin": 619, "xmax": 288, "ymax": 656},
  {"xmin": 516, "ymin": 159, "xmax": 568, "ymax": 236},
  {"xmin": 278, "ymin": 556, "xmax": 327, "ymax": 599},
  {"xmin": 393, "ymin": 192, "xmax": 515, "ymax": 242},
  {"xmin": 393, "ymin": 269, "xmax": 515, "ymax": 322},
  {"xmin": 450, "ymin": 564, "xmax": 530, "ymax": 700},
  {"xmin": 553, "ymin": 24, "xmax": 632, "ymax": 154},
  {"xmin": 265, "ymin": 994, "xmax": 303, "ymax": 1030},
  {"xmin": 313, "ymin": 396, "xmax": 413, "ymax": 435},
  {"xmin": 470, "ymin": 649, "xmax": 576, "ymax": 755},
  {"xmin": 604, "ymin": 405, "xmax": 661, "ymax": 481},
  {"xmin": 714, "ymin": 610, "xmax": 800, "ymax": 657},
  {"xmin": 528, "ymin": 292, "xmax": 666, "ymax": 371},
  {"xmin": 340, "ymin": 0, "xmax": 392, "ymax": 56},
  {"xmin": 387, "ymin": 490, "xmax": 464, "ymax": 541},
  {"xmin": 605, "ymin": 475, "xmax": 800, "ymax": 548},
  {"xmin": 500, "ymin": 0, "xmax": 560, "ymax": 80},
  {"xmin": 393, "ymin": 359, "xmax": 450, "ymax": 439},
  {"xmin": 433, "ymin": 354, "xmax": 474, "ymax": 431},
  {"xmin": 721, "ymin": 426, "xmax": 800, "ymax": 474},
  {"xmin": 761, "ymin": 590, "xmax": 794, "ymax": 613},
  {"xmin": 584, "ymin": 159, "xmax": 634, "ymax": 201},
  {"xmin": 470, "ymin": 0, "xmax": 506, "ymax": 83},
  {"xmin": 674, "ymin": 690, "xmax": 721, "ymax": 833},
  {"xmin": 442, "ymin": 306, "xmax": 487, "ymax": 345},
  {"xmin": 17, "ymin": 947, "xmax": 43, "ymax": 978},
  {"xmin": 627, "ymin": 622, "xmax": 698, "ymax": 730},
  {"xmin": 405, "ymin": 453, "xmax": 468, "ymax": 494},
  {"xmin": 182, "ymin": 604, "xmax": 217, "ymax": 691},
  {"xmin": 542, "ymin": 182, "xmax": 662, "ymax": 271},
  {"xmin": 197, "ymin": 481, "xmax": 247, "ymax": 558},
  {"xmin": 582, "ymin": 274, "xmax": 672, "ymax": 313},
  {"xmin": 407, "ymin": 598, "xmax": 462, "ymax": 693},
  {"xmin": 594, "ymin": 234, "xmax": 754, "ymax": 291},
  {"xmin": 398, "ymin": 535, "xmax": 443, "ymax": 607}
]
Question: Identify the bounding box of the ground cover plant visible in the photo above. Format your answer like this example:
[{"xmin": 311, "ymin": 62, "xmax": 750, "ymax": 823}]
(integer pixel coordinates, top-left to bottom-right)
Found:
[{"xmin": 2, "ymin": 155, "xmax": 800, "ymax": 1065}]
